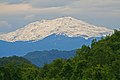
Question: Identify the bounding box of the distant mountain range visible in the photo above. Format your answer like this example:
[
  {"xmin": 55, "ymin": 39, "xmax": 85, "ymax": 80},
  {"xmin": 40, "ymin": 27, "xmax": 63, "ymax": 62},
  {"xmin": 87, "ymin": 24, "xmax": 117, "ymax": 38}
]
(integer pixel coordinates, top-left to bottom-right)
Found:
[
  {"xmin": 0, "ymin": 34, "xmax": 102, "ymax": 57},
  {"xmin": 0, "ymin": 17, "xmax": 113, "ymax": 57},
  {"xmin": 24, "ymin": 49, "xmax": 76, "ymax": 67}
]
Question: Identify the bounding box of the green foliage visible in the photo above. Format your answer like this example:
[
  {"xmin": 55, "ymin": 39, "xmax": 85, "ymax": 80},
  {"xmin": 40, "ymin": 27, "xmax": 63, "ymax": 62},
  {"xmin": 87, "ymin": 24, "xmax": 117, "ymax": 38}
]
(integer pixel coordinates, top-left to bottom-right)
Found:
[
  {"xmin": 0, "ymin": 56, "xmax": 41, "ymax": 80},
  {"xmin": 60, "ymin": 62, "xmax": 73, "ymax": 79},
  {"xmin": 0, "ymin": 30, "xmax": 120, "ymax": 80},
  {"xmin": 39, "ymin": 30, "xmax": 120, "ymax": 80}
]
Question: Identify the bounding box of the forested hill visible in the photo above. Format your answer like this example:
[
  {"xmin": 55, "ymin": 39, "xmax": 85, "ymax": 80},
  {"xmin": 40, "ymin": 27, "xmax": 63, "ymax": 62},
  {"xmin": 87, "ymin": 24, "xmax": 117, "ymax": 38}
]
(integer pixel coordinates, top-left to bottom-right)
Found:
[
  {"xmin": 0, "ymin": 30, "xmax": 120, "ymax": 80},
  {"xmin": 0, "ymin": 56, "xmax": 41, "ymax": 80},
  {"xmin": 24, "ymin": 49, "xmax": 76, "ymax": 67}
]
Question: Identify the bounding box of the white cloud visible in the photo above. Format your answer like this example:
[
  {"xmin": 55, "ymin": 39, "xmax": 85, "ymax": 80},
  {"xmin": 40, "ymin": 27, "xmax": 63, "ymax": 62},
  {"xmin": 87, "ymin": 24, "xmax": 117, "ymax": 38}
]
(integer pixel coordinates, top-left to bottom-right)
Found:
[
  {"xmin": 0, "ymin": 0, "xmax": 73, "ymax": 7},
  {"xmin": 28, "ymin": 0, "xmax": 73, "ymax": 8},
  {"xmin": 0, "ymin": 21, "xmax": 11, "ymax": 28},
  {"xmin": 24, "ymin": 14, "xmax": 36, "ymax": 21},
  {"xmin": 0, "ymin": 3, "xmax": 68, "ymax": 15},
  {"xmin": 61, "ymin": 0, "xmax": 120, "ymax": 17},
  {"xmin": 0, "ymin": 0, "xmax": 119, "ymax": 16},
  {"xmin": 0, "ymin": 3, "xmax": 31, "ymax": 14}
]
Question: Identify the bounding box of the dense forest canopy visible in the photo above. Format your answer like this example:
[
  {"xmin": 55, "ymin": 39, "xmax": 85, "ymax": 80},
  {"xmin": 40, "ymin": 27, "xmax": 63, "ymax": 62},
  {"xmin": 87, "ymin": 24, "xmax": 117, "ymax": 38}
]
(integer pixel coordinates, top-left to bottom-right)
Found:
[{"xmin": 0, "ymin": 30, "xmax": 120, "ymax": 80}]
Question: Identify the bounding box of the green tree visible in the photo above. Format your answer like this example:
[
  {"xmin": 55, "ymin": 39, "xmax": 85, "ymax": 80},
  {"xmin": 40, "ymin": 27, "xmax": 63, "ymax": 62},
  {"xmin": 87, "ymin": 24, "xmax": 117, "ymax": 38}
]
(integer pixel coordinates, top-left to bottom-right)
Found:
[{"xmin": 60, "ymin": 62, "xmax": 73, "ymax": 79}]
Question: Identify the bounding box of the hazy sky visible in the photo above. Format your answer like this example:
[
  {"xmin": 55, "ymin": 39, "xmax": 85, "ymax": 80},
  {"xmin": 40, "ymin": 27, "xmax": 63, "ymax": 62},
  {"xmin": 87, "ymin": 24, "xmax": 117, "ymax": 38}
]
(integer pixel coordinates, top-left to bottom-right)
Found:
[{"xmin": 0, "ymin": 0, "xmax": 120, "ymax": 33}]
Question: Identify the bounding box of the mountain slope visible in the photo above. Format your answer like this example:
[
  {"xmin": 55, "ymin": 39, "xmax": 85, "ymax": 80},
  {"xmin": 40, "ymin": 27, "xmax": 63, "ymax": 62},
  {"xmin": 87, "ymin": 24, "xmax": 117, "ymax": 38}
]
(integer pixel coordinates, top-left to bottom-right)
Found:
[
  {"xmin": 0, "ymin": 34, "xmax": 100, "ymax": 57},
  {"xmin": 0, "ymin": 17, "xmax": 113, "ymax": 42},
  {"xmin": 24, "ymin": 49, "xmax": 76, "ymax": 67}
]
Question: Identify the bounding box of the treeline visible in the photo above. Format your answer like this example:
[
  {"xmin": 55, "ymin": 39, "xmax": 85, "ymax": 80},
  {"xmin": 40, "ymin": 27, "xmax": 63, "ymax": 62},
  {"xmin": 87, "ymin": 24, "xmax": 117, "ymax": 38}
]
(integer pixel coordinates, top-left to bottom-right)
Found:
[
  {"xmin": 0, "ymin": 30, "xmax": 120, "ymax": 80},
  {"xmin": 0, "ymin": 56, "xmax": 41, "ymax": 80}
]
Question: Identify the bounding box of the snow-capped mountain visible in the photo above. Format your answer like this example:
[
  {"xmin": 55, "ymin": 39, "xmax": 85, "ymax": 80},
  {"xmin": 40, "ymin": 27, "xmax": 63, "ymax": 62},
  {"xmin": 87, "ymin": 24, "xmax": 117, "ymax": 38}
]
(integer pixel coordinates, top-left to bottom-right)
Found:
[{"xmin": 0, "ymin": 17, "xmax": 113, "ymax": 42}]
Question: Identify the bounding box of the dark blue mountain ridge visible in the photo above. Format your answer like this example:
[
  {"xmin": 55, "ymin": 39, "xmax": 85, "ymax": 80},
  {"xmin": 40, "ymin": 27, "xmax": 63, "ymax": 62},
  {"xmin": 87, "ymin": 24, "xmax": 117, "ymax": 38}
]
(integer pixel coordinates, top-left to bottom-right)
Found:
[
  {"xmin": 0, "ymin": 34, "xmax": 102, "ymax": 57},
  {"xmin": 24, "ymin": 49, "xmax": 76, "ymax": 67}
]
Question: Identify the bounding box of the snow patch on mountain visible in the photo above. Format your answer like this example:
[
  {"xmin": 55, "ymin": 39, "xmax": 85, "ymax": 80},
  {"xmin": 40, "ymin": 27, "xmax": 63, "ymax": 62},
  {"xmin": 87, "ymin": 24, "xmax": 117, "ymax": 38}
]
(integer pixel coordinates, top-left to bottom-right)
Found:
[{"xmin": 0, "ymin": 17, "xmax": 113, "ymax": 42}]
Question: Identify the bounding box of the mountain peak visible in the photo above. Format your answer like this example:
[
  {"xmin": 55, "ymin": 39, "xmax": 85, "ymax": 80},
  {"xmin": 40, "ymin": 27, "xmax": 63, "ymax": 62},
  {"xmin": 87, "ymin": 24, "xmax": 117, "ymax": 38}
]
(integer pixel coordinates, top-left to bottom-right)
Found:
[
  {"xmin": 0, "ymin": 17, "xmax": 113, "ymax": 42},
  {"xmin": 57, "ymin": 16, "xmax": 75, "ymax": 20}
]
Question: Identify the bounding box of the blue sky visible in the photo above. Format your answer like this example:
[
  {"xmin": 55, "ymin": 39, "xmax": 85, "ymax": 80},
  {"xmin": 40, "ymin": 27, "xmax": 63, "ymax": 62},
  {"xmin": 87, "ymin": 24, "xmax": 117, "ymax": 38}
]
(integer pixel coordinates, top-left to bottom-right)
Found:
[{"xmin": 0, "ymin": 0, "xmax": 120, "ymax": 33}]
